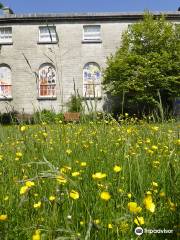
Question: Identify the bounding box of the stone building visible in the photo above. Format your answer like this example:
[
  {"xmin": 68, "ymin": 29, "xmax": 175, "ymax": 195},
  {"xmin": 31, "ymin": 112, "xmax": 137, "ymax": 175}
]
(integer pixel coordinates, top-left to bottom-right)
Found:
[{"xmin": 0, "ymin": 8, "xmax": 180, "ymax": 114}]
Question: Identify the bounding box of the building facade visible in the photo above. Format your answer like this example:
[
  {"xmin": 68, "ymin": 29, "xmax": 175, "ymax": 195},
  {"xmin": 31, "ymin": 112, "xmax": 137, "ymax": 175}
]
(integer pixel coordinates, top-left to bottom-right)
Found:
[{"xmin": 0, "ymin": 9, "xmax": 180, "ymax": 113}]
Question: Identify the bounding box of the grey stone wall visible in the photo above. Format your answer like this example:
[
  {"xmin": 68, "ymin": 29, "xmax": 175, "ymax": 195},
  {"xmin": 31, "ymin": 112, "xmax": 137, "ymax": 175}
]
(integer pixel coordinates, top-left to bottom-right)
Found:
[{"xmin": 0, "ymin": 15, "xmax": 180, "ymax": 113}]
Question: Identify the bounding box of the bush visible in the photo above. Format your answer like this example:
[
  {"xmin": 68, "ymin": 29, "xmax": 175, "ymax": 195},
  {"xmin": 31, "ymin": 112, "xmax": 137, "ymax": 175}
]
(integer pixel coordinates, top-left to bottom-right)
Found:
[
  {"xmin": 33, "ymin": 109, "xmax": 64, "ymax": 124},
  {"xmin": 67, "ymin": 94, "xmax": 83, "ymax": 112},
  {"xmin": 0, "ymin": 111, "xmax": 18, "ymax": 125}
]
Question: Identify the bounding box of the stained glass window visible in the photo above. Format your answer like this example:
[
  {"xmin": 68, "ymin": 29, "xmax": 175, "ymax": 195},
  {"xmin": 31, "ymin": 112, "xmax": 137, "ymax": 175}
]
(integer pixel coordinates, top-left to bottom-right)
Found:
[
  {"xmin": 83, "ymin": 62, "xmax": 101, "ymax": 98},
  {"xmin": 39, "ymin": 64, "xmax": 56, "ymax": 98},
  {"xmin": 0, "ymin": 65, "xmax": 12, "ymax": 99}
]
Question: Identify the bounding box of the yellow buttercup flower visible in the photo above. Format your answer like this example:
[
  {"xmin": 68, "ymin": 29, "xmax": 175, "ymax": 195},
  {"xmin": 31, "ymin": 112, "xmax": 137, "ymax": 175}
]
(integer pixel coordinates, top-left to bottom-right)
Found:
[
  {"xmin": 143, "ymin": 195, "xmax": 155, "ymax": 213},
  {"xmin": 80, "ymin": 162, "xmax": 87, "ymax": 167},
  {"xmin": 152, "ymin": 145, "xmax": 158, "ymax": 150},
  {"xmin": 20, "ymin": 185, "xmax": 29, "ymax": 195},
  {"xmin": 60, "ymin": 167, "xmax": 67, "ymax": 173},
  {"xmin": 108, "ymin": 223, "xmax": 113, "ymax": 229},
  {"xmin": 113, "ymin": 165, "xmax": 122, "ymax": 173},
  {"xmin": 127, "ymin": 193, "xmax": 132, "ymax": 199},
  {"xmin": 16, "ymin": 152, "xmax": 23, "ymax": 158},
  {"xmin": 118, "ymin": 188, "xmax": 124, "ymax": 193},
  {"xmin": 20, "ymin": 126, "xmax": 26, "ymax": 132},
  {"xmin": 146, "ymin": 191, "xmax": 152, "ymax": 195},
  {"xmin": 33, "ymin": 201, "xmax": 41, "ymax": 208},
  {"xmin": 25, "ymin": 181, "xmax": 35, "ymax": 187},
  {"xmin": 20, "ymin": 180, "xmax": 35, "ymax": 195},
  {"xmin": 92, "ymin": 172, "xmax": 107, "ymax": 180},
  {"xmin": 32, "ymin": 230, "xmax": 41, "ymax": 240},
  {"xmin": 69, "ymin": 190, "xmax": 79, "ymax": 200},
  {"xmin": 0, "ymin": 214, "xmax": 8, "ymax": 221},
  {"xmin": 127, "ymin": 128, "xmax": 132, "ymax": 134},
  {"xmin": 152, "ymin": 182, "xmax": 158, "ymax": 188},
  {"xmin": 146, "ymin": 138, "xmax": 151, "ymax": 143},
  {"xmin": 128, "ymin": 202, "xmax": 142, "ymax": 214},
  {"xmin": 134, "ymin": 216, "xmax": 145, "ymax": 226},
  {"xmin": 42, "ymin": 132, "xmax": 48, "ymax": 138},
  {"xmin": 94, "ymin": 219, "xmax": 100, "ymax": 224},
  {"xmin": 147, "ymin": 149, "xmax": 154, "ymax": 155},
  {"xmin": 100, "ymin": 191, "xmax": 111, "ymax": 201},
  {"xmin": 80, "ymin": 221, "xmax": 84, "ymax": 226},
  {"xmin": 72, "ymin": 172, "xmax": 80, "ymax": 177},
  {"xmin": 151, "ymin": 126, "xmax": 159, "ymax": 131},
  {"xmin": 49, "ymin": 196, "xmax": 56, "ymax": 201}
]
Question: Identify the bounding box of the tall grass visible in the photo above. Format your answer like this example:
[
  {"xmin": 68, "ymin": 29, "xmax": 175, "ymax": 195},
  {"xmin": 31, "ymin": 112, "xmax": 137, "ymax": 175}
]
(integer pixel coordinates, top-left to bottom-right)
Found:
[{"xmin": 0, "ymin": 119, "xmax": 179, "ymax": 239}]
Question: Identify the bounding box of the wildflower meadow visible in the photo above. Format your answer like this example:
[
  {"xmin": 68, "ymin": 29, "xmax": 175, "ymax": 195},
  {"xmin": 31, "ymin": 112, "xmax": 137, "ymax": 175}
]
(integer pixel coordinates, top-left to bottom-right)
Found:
[{"xmin": 0, "ymin": 118, "xmax": 179, "ymax": 239}]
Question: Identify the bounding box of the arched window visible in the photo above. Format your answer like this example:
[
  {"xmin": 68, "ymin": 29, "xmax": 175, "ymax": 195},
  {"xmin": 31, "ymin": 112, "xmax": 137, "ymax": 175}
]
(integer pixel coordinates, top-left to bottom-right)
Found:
[
  {"xmin": 0, "ymin": 65, "xmax": 12, "ymax": 99},
  {"xmin": 39, "ymin": 63, "xmax": 56, "ymax": 98},
  {"xmin": 83, "ymin": 62, "xmax": 101, "ymax": 98}
]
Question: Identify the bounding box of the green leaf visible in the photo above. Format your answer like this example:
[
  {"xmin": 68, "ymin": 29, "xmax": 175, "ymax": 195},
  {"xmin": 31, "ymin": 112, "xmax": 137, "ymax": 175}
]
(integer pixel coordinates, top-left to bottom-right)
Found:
[{"xmin": 0, "ymin": 2, "xmax": 4, "ymax": 9}]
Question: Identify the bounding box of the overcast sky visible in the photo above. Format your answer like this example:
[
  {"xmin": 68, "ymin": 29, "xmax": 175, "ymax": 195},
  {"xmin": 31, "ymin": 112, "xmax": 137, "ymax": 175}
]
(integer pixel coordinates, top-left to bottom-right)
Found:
[{"xmin": 0, "ymin": 0, "xmax": 180, "ymax": 14}]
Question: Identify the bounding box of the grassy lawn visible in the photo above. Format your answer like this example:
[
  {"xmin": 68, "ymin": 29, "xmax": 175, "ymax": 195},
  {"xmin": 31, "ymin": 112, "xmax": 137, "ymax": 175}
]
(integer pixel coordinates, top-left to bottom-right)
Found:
[{"xmin": 0, "ymin": 120, "xmax": 179, "ymax": 239}]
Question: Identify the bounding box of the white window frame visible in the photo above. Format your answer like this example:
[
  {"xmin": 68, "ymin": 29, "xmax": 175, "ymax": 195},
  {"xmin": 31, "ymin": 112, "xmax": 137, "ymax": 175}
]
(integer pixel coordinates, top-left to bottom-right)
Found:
[
  {"xmin": 39, "ymin": 26, "xmax": 57, "ymax": 43},
  {"xmin": 83, "ymin": 25, "xmax": 101, "ymax": 42},
  {"xmin": 0, "ymin": 27, "xmax": 12, "ymax": 44}
]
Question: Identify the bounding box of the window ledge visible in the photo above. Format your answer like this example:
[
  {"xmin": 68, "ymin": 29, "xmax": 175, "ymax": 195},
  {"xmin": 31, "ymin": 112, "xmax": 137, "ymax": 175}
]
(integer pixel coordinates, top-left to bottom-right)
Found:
[
  {"xmin": 83, "ymin": 97, "xmax": 102, "ymax": 100},
  {"xmin": 0, "ymin": 42, "xmax": 13, "ymax": 45},
  {"xmin": 37, "ymin": 41, "xmax": 58, "ymax": 45},
  {"xmin": 82, "ymin": 40, "xmax": 102, "ymax": 44},
  {"xmin": 0, "ymin": 97, "xmax": 13, "ymax": 101},
  {"xmin": 37, "ymin": 97, "xmax": 57, "ymax": 100}
]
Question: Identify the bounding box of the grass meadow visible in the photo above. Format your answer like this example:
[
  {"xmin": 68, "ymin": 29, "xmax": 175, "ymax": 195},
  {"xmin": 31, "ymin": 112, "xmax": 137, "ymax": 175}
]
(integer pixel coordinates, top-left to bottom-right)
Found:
[{"xmin": 0, "ymin": 118, "xmax": 179, "ymax": 240}]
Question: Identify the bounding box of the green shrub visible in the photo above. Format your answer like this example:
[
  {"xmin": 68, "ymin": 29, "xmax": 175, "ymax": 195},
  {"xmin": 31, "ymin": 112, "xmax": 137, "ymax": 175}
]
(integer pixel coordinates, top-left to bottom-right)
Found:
[
  {"xmin": 33, "ymin": 109, "xmax": 64, "ymax": 124},
  {"xmin": 0, "ymin": 111, "xmax": 18, "ymax": 125},
  {"xmin": 67, "ymin": 94, "xmax": 83, "ymax": 112}
]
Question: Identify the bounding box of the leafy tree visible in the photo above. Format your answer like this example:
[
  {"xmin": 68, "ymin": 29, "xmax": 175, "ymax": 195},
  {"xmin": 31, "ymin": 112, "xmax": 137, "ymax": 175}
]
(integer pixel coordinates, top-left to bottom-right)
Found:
[
  {"xmin": 0, "ymin": 2, "xmax": 4, "ymax": 9},
  {"xmin": 103, "ymin": 13, "xmax": 180, "ymax": 116}
]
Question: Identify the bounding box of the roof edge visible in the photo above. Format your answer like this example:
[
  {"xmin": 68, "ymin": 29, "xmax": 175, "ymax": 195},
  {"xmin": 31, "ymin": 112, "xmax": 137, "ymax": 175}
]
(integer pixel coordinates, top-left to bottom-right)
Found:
[{"xmin": 0, "ymin": 11, "xmax": 180, "ymax": 23}]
